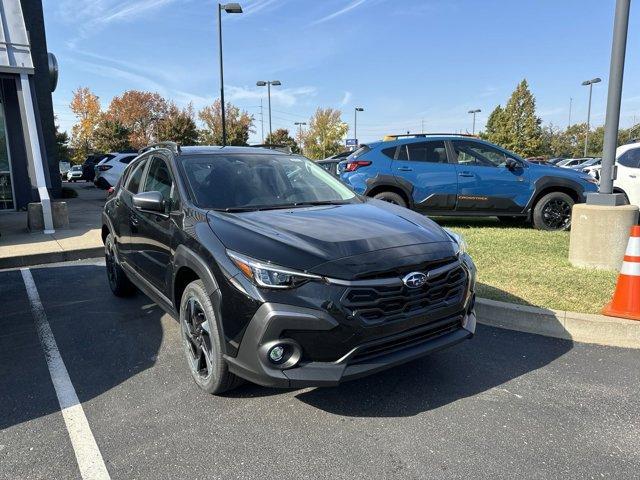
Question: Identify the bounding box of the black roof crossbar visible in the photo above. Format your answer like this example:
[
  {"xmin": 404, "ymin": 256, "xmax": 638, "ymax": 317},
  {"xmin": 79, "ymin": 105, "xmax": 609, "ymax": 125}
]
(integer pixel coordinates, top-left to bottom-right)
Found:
[{"xmin": 139, "ymin": 141, "xmax": 181, "ymax": 155}]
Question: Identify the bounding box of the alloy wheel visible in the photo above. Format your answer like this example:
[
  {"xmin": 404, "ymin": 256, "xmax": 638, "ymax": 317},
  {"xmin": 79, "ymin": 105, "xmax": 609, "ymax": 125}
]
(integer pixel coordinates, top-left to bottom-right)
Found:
[
  {"xmin": 181, "ymin": 296, "xmax": 214, "ymax": 380},
  {"xmin": 105, "ymin": 242, "xmax": 118, "ymax": 289},
  {"xmin": 541, "ymin": 198, "xmax": 571, "ymax": 230}
]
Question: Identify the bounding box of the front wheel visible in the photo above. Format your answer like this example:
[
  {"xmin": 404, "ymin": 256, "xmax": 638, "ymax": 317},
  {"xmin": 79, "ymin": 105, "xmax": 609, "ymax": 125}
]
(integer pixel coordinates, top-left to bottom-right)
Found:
[
  {"xmin": 532, "ymin": 192, "xmax": 574, "ymax": 231},
  {"xmin": 372, "ymin": 191, "xmax": 408, "ymax": 208},
  {"xmin": 105, "ymin": 233, "xmax": 135, "ymax": 296},
  {"xmin": 180, "ymin": 280, "xmax": 243, "ymax": 394}
]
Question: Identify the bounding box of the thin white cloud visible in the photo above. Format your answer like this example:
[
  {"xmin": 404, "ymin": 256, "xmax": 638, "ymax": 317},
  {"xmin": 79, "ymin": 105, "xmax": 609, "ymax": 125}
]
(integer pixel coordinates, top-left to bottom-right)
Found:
[
  {"xmin": 226, "ymin": 85, "xmax": 317, "ymax": 108},
  {"xmin": 340, "ymin": 91, "xmax": 352, "ymax": 106},
  {"xmin": 102, "ymin": 0, "xmax": 177, "ymax": 23},
  {"xmin": 310, "ymin": 0, "xmax": 368, "ymax": 26}
]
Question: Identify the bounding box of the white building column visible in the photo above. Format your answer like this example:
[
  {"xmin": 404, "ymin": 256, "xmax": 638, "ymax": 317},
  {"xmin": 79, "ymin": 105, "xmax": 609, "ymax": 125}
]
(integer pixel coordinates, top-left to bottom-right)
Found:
[{"xmin": 18, "ymin": 73, "xmax": 54, "ymax": 234}]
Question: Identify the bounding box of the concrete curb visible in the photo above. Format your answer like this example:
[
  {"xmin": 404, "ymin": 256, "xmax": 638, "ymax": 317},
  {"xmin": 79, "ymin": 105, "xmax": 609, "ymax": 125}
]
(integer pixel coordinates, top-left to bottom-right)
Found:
[
  {"xmin": 476, "ymin": 297, "xmax": 640, "ymax": 349},
  {"xmin": 0, "ymin": 246, "xmax": 104, "ymax": 270}
]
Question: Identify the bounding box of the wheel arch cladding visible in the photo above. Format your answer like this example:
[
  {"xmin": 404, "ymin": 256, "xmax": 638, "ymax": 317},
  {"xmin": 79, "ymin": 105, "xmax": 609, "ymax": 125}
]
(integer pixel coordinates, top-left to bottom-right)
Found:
[
  {"xmin": 529, "ymin": 177, "xmax": 583, "ymax": 209},
  {"xmin": 172, "ymin": 245, "xmax": 221, "ymax": 307}
]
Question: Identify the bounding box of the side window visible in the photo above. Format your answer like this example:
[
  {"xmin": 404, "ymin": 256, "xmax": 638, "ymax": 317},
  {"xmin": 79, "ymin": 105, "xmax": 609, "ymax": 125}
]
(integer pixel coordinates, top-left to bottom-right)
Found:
[
  {"xmin": 406, "ymin": 141, "xmax": 447, "ymax": 163},
  {"xmin": 120, "ymin": 155, "xmax": 137, "ymax": 165},
  {"xmin": 142, "ymin": 156, "xmax": 175, "ymax": 210},
  {"xmin": 397, "ymin": 145, "xmax": 408, "ymax": 161},
  {"xmin": 453, "ymin": 141, "xmax": 510, "ymax": 167},
  {"xmin": 382, "ymin": 147, "xmax": 397, "ymax": 159},
  {"xmin": 124, "ymin": 159, "xmax": 148, "ymax": 193},
  {"xmin": 619, "ymin": 148, "xmax": 640, "ymax": 168}
]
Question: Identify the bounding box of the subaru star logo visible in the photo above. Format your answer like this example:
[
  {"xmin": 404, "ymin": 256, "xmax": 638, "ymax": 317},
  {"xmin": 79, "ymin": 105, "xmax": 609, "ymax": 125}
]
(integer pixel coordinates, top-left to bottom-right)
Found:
[{"xmin": 402, "ymin": 272, "xmax": 427, "ymax": 289}]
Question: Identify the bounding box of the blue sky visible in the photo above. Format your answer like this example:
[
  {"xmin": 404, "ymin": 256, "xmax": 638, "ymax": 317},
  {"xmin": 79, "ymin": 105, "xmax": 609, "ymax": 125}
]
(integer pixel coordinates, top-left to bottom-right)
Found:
[{"xmin": 44, "ymin": 0, "xmax": 640, "ymax": 144}]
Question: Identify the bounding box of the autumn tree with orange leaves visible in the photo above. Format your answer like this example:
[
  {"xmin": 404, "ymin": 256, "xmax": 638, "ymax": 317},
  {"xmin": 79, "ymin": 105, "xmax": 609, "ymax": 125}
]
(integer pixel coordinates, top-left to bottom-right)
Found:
[
  {"xmin": 69, "ymin": 87, "xmax": 101, "ymax": 163},
  {"xmin": 106, "ymin": 90, "xmax": 169, "ymax": 149}
]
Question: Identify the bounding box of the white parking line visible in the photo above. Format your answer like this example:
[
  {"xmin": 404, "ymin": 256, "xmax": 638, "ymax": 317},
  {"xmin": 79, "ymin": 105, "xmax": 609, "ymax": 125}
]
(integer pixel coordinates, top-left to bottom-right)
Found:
[{"xmin": 21, "ymin": 268, "xmax": 111, "ymax": 480}]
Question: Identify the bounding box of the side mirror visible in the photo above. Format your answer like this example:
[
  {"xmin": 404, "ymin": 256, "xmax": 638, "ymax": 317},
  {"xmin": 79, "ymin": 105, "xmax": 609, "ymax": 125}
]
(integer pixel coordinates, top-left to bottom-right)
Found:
[
  {"xmin": 133, "ymin": 191, "xmax": 164, "ymax": 213},
  {"xmin": 505, "ymin": 158, "xmax": 518, "ymax": 170}
]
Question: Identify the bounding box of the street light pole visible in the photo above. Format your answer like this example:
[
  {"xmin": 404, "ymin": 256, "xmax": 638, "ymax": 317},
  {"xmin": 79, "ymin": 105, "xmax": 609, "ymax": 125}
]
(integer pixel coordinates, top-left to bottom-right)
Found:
[
  {"xmin": 354, "ymin": 107, "xmax": 364, "ymax": 147},
  {"xmin": 599, "ymin": 0, "xmax": 631, "ymax": 198},
  {"xmin": 581, "ymin": 77, "xmax": 602, "ymax": 157},
  {"xmin": 468, "ymin": 109, "xmax": 481, "ymax": 135},
  {"xmin": 257, "ymin": 80, "xmax": 281, "ymax": 140},
  {"xmin": 294, "ymin": 121, "xmax": 306, "ymax": 139},
  {"xmin": 217, "ymin": 3, "xmax": 242, "ymax": 146}
]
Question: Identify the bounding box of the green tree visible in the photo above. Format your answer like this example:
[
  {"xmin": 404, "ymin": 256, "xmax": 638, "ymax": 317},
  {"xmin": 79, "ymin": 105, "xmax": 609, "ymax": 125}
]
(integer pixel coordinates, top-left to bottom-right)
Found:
[
  {"xmin": 156, "ymin": 103, "xmax": 199, "ymax": 146},
  {"xmin": 265, "ymin": 128, "xmax": 300, "ymax": 153},
  {"xmin": 481, "ymin": 105, "xmax": 509, "ymax": 146},
  {"xmin": 93, "ymin": 117, "xmax": 133, "ymax": 153},
  {"xmin": 303, "ymin": 108, "xmax": 348, "ymax": 159},
  {"xmin": 198, "ymin": 99, "xmax": 254, "ymax": 146},
  {"xmin": 54, "ymin": 122, "xmax": 70, "ymax": 161},
  {"xmin": 501, "ymin": 79, "xmax": 543, "ymax": 157}
]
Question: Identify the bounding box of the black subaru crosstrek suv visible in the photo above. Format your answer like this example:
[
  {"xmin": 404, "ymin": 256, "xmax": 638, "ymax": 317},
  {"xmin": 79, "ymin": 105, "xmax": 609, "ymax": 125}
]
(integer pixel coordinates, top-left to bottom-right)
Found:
[{"xmin": 102, "ymin": 143, "xmax": 477, "ymax": 394}]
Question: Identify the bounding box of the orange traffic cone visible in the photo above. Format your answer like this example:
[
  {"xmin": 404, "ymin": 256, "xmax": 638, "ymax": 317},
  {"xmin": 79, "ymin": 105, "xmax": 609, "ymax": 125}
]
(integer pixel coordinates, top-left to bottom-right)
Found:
[{"xmin": 602, "ymin": 225, "xmax": 640, "ymax": 321}]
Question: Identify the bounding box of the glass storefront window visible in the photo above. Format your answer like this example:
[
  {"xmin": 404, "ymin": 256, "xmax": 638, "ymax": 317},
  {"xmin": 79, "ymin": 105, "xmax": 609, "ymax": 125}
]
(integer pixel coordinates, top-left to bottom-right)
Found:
[{"xmin": 0, "ymin": 100, "xmax": 14, "ymax": 210}]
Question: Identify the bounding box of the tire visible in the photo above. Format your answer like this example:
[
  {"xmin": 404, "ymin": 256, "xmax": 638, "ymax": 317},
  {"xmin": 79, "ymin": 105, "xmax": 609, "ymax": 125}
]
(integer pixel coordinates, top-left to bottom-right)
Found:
[
  {"xmin": 105, "ymin": 233, "xmax": 135, "ymax": 297},
  {"xmin": 532, "ymin": 192, "xmax": 574, "ymax": 231},
  {"xmin": 614, "ymin": 190, "xmax": 630, "ymax": 205},
  {"xmin": 372, "ymin": 191, "xmax": 408, "ymax": 208},
  {"xmin": 179, "ymin": 280, "xmax": 243, "ymax": 394},
  {"xmin": 498, "ymin": 216, "xmax": 528, "ymax": 226}
]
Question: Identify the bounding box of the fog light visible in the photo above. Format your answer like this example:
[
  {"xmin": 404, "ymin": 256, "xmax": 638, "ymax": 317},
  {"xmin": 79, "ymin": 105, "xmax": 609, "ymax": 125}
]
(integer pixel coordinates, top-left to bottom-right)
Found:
[{"xmin": 269, "ymin": 345, "xmax": 285, "ymax": 363}]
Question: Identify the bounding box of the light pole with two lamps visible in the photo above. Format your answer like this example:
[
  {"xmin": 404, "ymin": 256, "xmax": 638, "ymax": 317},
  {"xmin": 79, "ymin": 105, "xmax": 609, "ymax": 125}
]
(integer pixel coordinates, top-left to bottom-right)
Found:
[
  {"xmin": 581, "ymin": 77, "xmax": 601, "ymax": 157},
  {"xmin": 256, "ymin": 80, "xmax": 281, "ymax": 140},
  {"xmin": 354, "ymin": 107, "xmax": 364, "ymax": 147},
  {"xmin": 468, "ymin": 109, "xmax": 481, "ymax": 135}
]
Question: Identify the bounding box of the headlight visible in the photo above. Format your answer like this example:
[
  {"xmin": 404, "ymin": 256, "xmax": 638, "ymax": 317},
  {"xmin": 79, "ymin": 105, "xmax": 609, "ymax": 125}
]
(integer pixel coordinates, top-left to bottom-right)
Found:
[
  {"xmin": 443, "ymin": 228, "xmax": 467, "ymax": 256},
  {"xmin": 584, "ymin": 176, "xmax": 599, "ymax": 185},
  {"xmin": 227, "ymin": 250, "xmax": 322, "ymax": 289}
]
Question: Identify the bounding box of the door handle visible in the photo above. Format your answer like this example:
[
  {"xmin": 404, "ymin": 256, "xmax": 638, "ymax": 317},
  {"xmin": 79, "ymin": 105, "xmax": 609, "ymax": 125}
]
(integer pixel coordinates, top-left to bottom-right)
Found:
[
  {"xmin": 458, "ymin": 172, "xmax": 474, "ymax": 177},
  {"xmin": 397, "ymin": 166, "xmax": 413, "ymax": 172},
  {"xmin": 630, "ymin": 174, "xmax": 637, "ymax": 178}
]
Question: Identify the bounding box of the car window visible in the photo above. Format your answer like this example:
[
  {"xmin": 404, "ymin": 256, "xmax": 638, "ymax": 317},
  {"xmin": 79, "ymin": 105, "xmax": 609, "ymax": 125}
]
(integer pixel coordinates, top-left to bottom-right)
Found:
[
  {"xmin": 120, "ymin": 155, "xmax": 137, "ymax": 164},
  {"xmin": 124, "ymin": 159, "xmax": 148, "ymax": 193},
  {"xmin": 453, "ymin": 141, "xmax": 511, "ymax": 167},
  {"xmin": 618, "ymin": 148, "xmax": 640, "ymax": 168},
  {"xmin": 404, "ymin": 141, "xmax": 448, "ymax": 163},
  {"xmin": 143, "ymin": 156, "xmax": 174, "ymax": 204},
  {"xmin": 382, "ymin": 146, "xmax": 397, "ymax": 159}
]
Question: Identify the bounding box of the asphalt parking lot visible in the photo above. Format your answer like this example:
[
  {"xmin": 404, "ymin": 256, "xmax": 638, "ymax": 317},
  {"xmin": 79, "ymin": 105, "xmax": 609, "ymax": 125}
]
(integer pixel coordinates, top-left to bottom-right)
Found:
[{"xmin": 1, "ymin": 260, "xmax": 639, "ymax": 479}]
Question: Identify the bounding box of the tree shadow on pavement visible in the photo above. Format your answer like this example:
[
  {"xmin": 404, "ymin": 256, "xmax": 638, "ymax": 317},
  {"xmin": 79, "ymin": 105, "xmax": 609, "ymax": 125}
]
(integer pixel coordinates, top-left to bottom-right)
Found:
[{"xmin": 0, "ymin": 263, "xmax": 164, "ymax": 430}]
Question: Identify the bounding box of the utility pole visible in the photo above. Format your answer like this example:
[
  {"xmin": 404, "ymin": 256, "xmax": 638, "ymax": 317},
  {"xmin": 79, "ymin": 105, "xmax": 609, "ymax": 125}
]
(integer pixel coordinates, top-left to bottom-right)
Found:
[
  {"xmin": 421, "ymin": 119, "xmax": 424, "ymax": 133},
  {"xmin": 259, "ymin": 98, "xmax": 264, "ymax": 143},
  {"xmin": 568, "ymin": 97, "xmax": 573, "ymax": 128},
  {"xmin": 354, "ymin": 107, "xmax": 364, "ymax": 147},
  {"xmin": 256, "ymin": 80, "xmax": 281, "ymax": 140}
]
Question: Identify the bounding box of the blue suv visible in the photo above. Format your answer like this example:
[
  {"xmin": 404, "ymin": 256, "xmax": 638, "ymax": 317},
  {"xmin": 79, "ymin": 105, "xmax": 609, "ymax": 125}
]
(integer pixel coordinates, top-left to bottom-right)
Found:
[{"xmin": 340, "ymin": 134, "xmax": 599, "ymax": 230}]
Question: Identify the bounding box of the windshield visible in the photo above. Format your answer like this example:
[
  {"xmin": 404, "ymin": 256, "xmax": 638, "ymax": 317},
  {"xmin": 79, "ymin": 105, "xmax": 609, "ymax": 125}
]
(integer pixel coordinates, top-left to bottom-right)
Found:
[
  {"xmin": 71, "ymin": 165, "xmax": 82, "ymax": 171},
  {"xmin": 180, "ymin": 153, "xmax": 357, "ymax": 211}
]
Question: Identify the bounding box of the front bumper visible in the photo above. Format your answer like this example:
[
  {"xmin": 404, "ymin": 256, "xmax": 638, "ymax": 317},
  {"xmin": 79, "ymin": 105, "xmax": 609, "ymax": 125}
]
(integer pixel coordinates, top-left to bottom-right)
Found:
[{"xmin": 224, "ymin": 301, "xmax": 476, "ymax": 388}]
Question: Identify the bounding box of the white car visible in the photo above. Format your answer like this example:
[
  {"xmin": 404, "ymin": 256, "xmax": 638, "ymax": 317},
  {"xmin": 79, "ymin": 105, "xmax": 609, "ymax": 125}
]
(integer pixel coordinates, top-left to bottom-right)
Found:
[
  {"xmin": 66, "ymin": 165, "xmax": 83, "ymax": 182},
  {"xmin": 588, "ymin": 142, "xmax": 640, "ymax": 205},
  {"xmin": 558, "ymin": 157, "xmax": 593, "ymax": 168},
  {"xmin": 93, "ymin": 152, "xmax": 139, "ymax": 189}
]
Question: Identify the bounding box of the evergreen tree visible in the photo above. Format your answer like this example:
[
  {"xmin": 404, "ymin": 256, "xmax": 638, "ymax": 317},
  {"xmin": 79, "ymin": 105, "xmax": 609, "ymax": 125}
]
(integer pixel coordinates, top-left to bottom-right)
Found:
[
  {"xmin": 501, "ymin": 79, "xmax": 543, "ymax": 157},
  {"xmin": 93, "ymin": 117, "xmax": 133, "ymax": 153},
  {"xmin": 265, "ymin": 128, "xmax": 300, "ymax": 153},
  {"xmin": 156, "ymin": 103, "xmax": 199, "ymax": 146}
]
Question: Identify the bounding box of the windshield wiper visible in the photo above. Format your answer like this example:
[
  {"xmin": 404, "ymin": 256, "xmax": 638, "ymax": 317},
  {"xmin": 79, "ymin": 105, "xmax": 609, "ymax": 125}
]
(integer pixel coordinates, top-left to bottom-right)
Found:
[
  {"xmin": 290, "ymin": 200, "xmax": 348, "ymax": 207},
  {"xmin": 214, "ymin": 201, "xmax": 348, "ymax": 213}
]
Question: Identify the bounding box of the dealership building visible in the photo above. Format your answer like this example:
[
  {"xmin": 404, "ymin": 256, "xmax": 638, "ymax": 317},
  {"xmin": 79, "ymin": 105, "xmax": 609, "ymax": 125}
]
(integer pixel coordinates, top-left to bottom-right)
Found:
[{"xmin": 1, "ymin": 0, "xmax": 59, "ymax": 231}]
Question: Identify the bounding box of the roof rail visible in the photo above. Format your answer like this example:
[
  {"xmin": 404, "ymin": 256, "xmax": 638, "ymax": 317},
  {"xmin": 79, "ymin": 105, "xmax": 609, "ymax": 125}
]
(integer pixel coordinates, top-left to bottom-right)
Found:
[
  {"xmin": 382, "ymin": 133, "xmax": 479, "ymax": 141},
  {"xmin": 139, "ymin": 141, "xmax": 181, "ymax": 155}
]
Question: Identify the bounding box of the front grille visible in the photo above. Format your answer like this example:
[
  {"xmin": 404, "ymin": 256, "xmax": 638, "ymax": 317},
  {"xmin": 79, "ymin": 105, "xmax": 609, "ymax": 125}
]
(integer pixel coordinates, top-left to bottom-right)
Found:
[
  {"xmin": 348, "ymin": 316, "xmax": 462, "ymax": 364},
  {"xmin": 341, "ymin": 263, "xmax": 467, "ymax": 323}
]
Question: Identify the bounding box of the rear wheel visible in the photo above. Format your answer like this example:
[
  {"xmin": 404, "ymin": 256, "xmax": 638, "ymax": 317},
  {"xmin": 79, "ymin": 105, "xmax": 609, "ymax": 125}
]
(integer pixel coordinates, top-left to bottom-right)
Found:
[
  {"xmin": 372, "ymin": 191, "xmax": 408, "ymax": 208},
  {"xmin": 532, "ymin": 192, "xmax": 574, "ymax": 231},
  {"xmin": 105, "ymin": 233, "xmax": 135, "ymax": 297},
  {"xmin": 180, "ymin": 280, "xmax": 243, "ymax": 394}
]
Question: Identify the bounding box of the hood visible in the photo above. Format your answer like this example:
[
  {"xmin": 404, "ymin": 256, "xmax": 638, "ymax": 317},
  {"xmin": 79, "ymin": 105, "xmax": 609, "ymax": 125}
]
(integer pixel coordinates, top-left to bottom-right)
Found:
[
  {"xmin": 206, "ymin": 199, "xmax": 454, "ymax": 273},
  {"xmin": 528, "ymin": 162, "xmax": 593, "ymax": 180}
]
